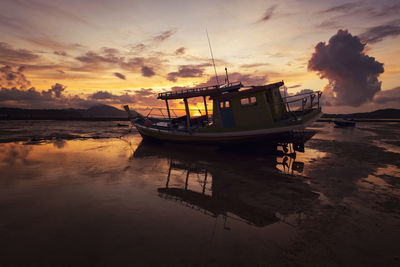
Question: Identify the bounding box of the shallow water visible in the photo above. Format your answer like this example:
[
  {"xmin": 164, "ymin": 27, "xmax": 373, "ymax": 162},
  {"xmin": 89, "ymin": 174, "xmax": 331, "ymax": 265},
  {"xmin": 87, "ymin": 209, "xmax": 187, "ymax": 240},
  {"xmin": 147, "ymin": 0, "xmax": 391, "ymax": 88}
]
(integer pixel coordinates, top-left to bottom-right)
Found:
[{"xmin": 0, "ymin": 121, "xmax": 399, "ymax": 266}]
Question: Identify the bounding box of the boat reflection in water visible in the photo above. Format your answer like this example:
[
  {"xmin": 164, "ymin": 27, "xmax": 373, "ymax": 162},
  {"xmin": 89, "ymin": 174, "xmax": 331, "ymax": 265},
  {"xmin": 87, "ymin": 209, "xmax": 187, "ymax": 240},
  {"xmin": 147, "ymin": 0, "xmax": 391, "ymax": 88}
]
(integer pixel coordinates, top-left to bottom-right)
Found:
[{"xmin": 133, "ymin": 141, "xmax": 319, "ymax": 228}]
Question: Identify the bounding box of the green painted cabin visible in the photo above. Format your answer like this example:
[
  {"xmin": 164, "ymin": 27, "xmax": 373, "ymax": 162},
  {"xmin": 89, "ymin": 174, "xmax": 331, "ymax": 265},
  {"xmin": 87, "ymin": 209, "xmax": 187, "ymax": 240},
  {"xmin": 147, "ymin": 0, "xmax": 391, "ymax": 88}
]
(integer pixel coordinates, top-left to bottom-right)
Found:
[{"xmin": 202, "ymin": 82, "xmax": 289, "ymax": 132}]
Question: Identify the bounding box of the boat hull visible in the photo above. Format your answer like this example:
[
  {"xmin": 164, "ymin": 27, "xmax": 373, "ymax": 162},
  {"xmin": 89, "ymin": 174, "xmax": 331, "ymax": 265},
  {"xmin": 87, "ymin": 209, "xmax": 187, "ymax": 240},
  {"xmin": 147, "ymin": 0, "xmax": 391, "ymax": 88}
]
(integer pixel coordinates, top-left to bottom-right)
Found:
[{"xmin": 133, "ymin": 109, "xmax": 322, "ymax": 145}]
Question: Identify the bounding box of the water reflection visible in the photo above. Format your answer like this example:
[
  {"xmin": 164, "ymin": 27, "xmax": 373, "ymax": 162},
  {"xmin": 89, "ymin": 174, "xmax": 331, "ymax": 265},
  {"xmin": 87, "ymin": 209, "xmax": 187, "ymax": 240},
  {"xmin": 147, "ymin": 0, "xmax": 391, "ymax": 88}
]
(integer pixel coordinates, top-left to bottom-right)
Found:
[
  {"xmin": 134, "ymin": 141, "xmax": 318, "ymax": 228},
  {"xmin": 0, "ymin": 143, "xmax": 33, "ymax": 165}
]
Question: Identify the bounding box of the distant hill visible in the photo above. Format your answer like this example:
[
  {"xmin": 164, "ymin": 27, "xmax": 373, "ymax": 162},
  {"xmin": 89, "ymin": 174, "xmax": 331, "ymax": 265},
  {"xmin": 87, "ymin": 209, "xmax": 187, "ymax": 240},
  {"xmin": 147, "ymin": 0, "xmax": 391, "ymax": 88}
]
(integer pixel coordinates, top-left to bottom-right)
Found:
[
  {"xmin": 0, "ymin": 105, "xmax": 138, "ymax": 120},
  {"xmin": 83, "ymin": 105, "xmax": 127, "ymax": 118},
  {"xmin": 322, "ymin": 109, "xmax": 400, "ymax": 119}
]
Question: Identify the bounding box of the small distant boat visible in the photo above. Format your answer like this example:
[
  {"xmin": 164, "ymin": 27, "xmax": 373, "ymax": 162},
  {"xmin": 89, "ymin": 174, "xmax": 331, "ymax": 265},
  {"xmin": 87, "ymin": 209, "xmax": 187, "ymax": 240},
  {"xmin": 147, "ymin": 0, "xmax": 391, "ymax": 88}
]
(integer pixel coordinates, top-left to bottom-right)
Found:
[
  {"xmin": 124, "ymin": 80, "xmax": 322, "ymax": 145},
  {"xmin": 333, "ymin": 118, "xmax": 356, "ymax": 127}
]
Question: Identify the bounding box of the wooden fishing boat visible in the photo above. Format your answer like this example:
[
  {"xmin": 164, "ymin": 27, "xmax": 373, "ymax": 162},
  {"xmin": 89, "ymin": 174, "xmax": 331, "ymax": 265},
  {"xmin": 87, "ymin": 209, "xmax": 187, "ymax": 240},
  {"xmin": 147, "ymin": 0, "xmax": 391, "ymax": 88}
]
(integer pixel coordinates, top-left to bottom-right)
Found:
[{"xmin": 124, "ymin": 80, "xmax": 322, "ymax": 145}]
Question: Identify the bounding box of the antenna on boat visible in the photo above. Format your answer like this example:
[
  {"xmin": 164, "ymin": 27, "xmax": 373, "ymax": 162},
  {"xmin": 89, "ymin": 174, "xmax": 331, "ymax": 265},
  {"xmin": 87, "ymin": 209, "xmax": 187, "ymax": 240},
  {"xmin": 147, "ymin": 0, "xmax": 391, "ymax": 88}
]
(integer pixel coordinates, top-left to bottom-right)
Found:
[
  {"xmin": 225, "ymin": 67, "xmax": 230, "ymax": 84},
  {"xmin": 206, "ymin": 28, "xmax": 219, "ymax": 86}
]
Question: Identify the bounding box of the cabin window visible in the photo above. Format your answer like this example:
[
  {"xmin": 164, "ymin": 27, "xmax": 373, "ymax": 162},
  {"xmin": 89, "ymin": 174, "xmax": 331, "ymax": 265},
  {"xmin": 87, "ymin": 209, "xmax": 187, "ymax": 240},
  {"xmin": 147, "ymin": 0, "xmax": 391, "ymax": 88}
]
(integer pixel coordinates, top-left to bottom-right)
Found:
[
  {"xmin": 219, "ymin": 100, "xmax": 230, "ymax": 109},
  {"xmin": 265, "ymin": 92, "xmax": 271, "ymax": 103},
  {"xmin": 240, "ymin": 96, "xmax": 257, "ymax": 107},
  {"xmin": 240, "ymin": 98, "xmax": 249, "ymax": 105}
]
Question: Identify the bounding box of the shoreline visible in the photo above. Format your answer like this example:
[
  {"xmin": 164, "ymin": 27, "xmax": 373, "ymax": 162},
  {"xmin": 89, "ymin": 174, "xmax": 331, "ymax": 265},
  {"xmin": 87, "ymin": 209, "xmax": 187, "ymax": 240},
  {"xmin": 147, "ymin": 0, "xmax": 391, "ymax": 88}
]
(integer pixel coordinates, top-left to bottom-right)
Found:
[{"xmin": 1, "ymin": 118, "xmax": 399, "ymax": 122}]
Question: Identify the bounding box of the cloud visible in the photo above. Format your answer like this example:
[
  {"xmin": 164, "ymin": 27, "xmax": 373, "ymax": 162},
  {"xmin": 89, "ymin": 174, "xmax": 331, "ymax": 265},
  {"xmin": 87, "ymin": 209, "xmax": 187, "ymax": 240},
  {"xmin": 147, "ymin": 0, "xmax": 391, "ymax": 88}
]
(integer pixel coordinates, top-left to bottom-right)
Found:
[
  {"xmin": 0, "ymin": 42, "xmax": 39, "ymax": 64},
  {"xmin": 102, "ymin": 47, "xmax": 119, "ymax": 55},
  {"xmin": 0, "ymin": 65, "xmax": 31, "ymax": 89},
  {"xmin": 167, "ymin": 65, "xmax": 205, "ymax": 82},
  {"xmin": 75, "ymin": 51, "xmax": 120, "ymax": 64},
  {"xmin": 152, "ymin": 29, "xmax": 177, "ymax": 42},
  {"xmin": 114, "ymin": 72, "xmax": 126, "ymax": 80},
  {"xmin": 366, "ymin": 3, "xmax": 400, "ymax": 18},
  {"xmin": 141, "ymin": 66, "xmax": 155, "ymax": 77},
  {"xmin": 0, "ymin": 84, "xmax": 162, "ymax": 109},
  {"xmin": 90, "ymin": 91, "xmax": 117, "ymax": 100},
  {"xmin": 90, "ymin": 88, "xmax": 161, "ymax": 107},
  {"xmin": 6, "ymin": 0, "xmax": 92, "ymax": 26},
  {"xmin": 308, "ymin": 29, "xmax": 384, "ymax": 107},
  {"xmin": 240, "ymin": 63, "xmax": 270, "ymax": 69},
  {"xmin": 129, "ymin": 43, "xmax": 147, "ymax": 53},
  {"xmin": 287, "ymin": 84, "xmax": 301, "ymax": 89},
  {"xmin": 259, "ymin": 5, "xmax": 278, "ymax": 22},
  {"xmin": 372, "ymin": 86, "xmax": 400, "ymax": 104},
  {"xmin": 319, "ymin": 2, "xmax": 362, "ymax": 14},
  {"xmin": 317, "ymin": 19, "xmax": 342, "ymax": 29},
  {"xmin": 195, "ymin": 72, "xmax": 269, "ymax": 87},
  {"xmin": 54, "ymin": 51, "xmax": 68, "ymax": 57},
  {"xmin": 175, "ymin": 47, "xmax": 185, "ymax": 55},
  {"xmin": 0, "ymin": 67, "xmax": 163, "ymax": 109},
  {"xmin": 0, "ymin": 87, "xmax": 41, "ymax": 102},
  {"xmin": 360, "ymin": 20, "xmax": 400, "ymax": 44},
  {"xmin": 74, "ymin": 48, "xmax": 164, "ymax": 77},
  {"xmin": 42, "ymin": 83, "xmax": 66, "ymax": 98}
]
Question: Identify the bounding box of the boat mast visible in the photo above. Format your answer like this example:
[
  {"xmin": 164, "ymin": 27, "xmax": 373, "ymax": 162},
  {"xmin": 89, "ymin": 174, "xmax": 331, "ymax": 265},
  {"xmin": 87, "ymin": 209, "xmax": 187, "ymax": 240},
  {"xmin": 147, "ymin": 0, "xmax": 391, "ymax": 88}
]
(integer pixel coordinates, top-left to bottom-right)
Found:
[{"xmin": 206, "ymin": 28, "xmax": 219, "ymax": 86}]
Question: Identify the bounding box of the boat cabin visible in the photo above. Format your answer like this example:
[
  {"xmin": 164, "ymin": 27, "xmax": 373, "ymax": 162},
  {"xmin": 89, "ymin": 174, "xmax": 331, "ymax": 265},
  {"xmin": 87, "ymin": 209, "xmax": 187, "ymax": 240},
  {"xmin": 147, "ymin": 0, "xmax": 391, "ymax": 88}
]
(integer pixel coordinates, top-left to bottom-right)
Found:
[{"xmin": 209, "ymin": 81, "xmax": 288, "ymax": 130}]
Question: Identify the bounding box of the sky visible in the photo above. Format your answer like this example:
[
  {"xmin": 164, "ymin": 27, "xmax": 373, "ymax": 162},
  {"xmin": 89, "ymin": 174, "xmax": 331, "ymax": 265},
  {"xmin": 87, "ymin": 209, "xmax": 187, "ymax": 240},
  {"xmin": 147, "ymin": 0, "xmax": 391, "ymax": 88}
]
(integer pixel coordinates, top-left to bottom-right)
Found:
[{"xmin": 0, "ymin": 0, "xmax": 399, "ymax": 113}]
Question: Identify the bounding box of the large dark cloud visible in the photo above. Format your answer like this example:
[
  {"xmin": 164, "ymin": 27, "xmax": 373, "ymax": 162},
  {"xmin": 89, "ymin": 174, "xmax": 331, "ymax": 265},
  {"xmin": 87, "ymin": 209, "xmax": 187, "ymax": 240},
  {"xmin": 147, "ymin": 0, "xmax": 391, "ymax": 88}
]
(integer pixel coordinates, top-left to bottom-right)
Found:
[
  {"xmin": 308, "ymin": 29, "xmax": 384, "ymax": 107},
  {"xmin": 360, "ymin": 20, "xmax": 400, "ymax": 44}
]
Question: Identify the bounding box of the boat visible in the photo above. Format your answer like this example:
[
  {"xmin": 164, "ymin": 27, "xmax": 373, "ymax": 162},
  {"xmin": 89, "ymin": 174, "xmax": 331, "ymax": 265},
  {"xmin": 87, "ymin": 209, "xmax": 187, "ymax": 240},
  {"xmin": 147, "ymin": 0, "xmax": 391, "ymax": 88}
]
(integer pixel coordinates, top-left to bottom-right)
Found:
[
  {"xmin": 124, "ymin": 80, "xmax": 322, "ymax": 145},
  {"xmin": 333, "ymin": 118, "xmax": 356, "ymax": 127}
]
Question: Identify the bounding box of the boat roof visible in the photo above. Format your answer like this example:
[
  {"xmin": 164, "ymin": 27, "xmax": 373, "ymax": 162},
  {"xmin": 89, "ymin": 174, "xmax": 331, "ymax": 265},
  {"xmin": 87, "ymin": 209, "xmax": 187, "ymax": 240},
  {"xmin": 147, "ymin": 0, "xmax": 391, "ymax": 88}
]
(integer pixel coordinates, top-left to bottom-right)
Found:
[
  {"xmin": 210, "ymin": 81, "xmax": 284, "ymax": 100},
  {"xmin": 157, "ymin": 81, "xmax": 242, "ymax": 100}
]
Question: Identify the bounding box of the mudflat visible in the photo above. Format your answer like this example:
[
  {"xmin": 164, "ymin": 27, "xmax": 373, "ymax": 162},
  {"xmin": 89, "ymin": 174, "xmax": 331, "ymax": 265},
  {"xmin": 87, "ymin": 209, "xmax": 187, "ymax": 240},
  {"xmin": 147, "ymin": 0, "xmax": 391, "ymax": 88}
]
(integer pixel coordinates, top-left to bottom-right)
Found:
[{"xmin": 0, "ymin": 121, "xmax": 399, "ymax": 266}]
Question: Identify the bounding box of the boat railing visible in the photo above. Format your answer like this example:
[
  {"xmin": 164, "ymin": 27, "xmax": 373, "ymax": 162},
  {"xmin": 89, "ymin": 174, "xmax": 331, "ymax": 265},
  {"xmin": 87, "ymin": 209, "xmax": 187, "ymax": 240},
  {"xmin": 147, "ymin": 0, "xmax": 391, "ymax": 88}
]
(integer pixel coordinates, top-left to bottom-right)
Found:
[
  {"xmin": 281, "ymin": 91, "xmax": 322, "ymax": 116},
  {"xmin": 141, "ymin": 107, "xmax": 213, "ymax": 120},
  {"xmin": 157, "ymin": 81, "xmax": 242, "ymax": 99}
]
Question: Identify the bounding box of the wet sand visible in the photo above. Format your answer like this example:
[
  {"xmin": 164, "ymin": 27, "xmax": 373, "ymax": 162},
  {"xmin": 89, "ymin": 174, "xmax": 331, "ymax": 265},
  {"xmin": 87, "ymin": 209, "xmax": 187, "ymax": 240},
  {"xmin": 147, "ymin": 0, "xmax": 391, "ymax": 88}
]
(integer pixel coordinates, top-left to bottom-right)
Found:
[{"xmin": 0, "ymin": 121, "xmax": 399, "ymax": 266}]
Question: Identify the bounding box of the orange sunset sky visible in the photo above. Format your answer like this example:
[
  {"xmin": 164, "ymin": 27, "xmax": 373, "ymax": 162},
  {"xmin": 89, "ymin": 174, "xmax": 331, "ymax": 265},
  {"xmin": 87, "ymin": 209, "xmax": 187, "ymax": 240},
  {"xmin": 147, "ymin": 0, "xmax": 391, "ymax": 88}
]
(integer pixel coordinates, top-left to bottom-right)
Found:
[{"xmin": 0, "ymin": 0, "xmax": 399, "ymax": 113}]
